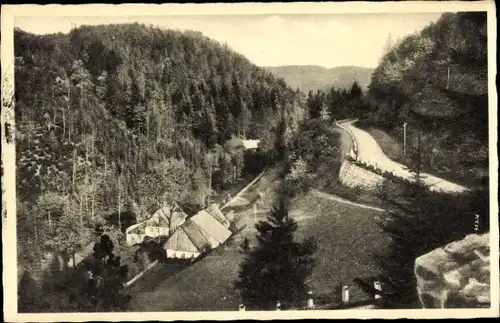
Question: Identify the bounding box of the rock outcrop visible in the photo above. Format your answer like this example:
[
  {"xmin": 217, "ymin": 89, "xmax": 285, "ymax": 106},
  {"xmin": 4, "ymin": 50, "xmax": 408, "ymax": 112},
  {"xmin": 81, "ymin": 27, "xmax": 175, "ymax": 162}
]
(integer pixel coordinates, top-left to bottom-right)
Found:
[{"xmin": 415, "ymin": 233, "xmax": 491, "ymax": 308}]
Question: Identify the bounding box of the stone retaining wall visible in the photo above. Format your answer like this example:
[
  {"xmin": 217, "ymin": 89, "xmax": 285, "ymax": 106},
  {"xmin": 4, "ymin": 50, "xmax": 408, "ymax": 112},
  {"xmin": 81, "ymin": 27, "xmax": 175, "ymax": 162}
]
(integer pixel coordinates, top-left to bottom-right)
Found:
[{"xmin": 338, "ymin": 159, "xmax": 385, "ymax": 192}]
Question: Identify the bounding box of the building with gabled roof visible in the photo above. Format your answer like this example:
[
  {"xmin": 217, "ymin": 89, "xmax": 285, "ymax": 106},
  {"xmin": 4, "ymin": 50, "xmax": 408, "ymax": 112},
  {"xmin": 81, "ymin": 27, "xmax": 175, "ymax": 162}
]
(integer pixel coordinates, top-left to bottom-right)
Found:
[
  {"xmin": 163, "ymin": 208, "xmax": 233, "ymax": 260},
  {"xmin": 190, "ymin": 210, "xmax": 232, "ymax": 248},
  {"xmin": 163, "ymin": 225, "xmax": 202, "ymax": 260},
  {"xmin": 181, "ymin": 219, "xmax": 213, "ymax": 252},
  {"xmin": 125, "ymin": 203, "xmax": 188, "ymax": 246},
  {"xmin": 163, "ymin": 219, "xmax": 213, "ymax": 260}
]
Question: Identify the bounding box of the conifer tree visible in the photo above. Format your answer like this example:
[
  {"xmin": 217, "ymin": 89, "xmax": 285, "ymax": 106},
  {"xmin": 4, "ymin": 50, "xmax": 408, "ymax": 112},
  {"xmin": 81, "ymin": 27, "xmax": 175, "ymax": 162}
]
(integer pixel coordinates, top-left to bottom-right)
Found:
[
  {"xmin": 273, "ymin": 113, "xmax": 287, "ymax": 162},
  {"xmin": 234, "ymin": 197, "xmax": 317, "ymax": 310},
  {"xmin": 74, "ymin": 234, "xmax": 131, "ymax": 312}
]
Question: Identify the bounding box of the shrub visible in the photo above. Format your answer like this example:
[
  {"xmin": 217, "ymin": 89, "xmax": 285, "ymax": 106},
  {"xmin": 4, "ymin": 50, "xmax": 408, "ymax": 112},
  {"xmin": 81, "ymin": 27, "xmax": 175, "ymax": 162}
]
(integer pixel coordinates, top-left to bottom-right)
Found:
[{"xmin": 282, "ymin": 158, "xmax": 312, "ymax": 198}]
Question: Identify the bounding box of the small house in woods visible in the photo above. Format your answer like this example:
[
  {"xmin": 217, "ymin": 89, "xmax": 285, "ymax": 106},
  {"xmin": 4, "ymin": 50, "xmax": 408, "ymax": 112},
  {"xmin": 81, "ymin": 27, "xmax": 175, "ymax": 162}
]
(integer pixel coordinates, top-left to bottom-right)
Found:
[
  {"xmin": 225, "ymin": 136, "xmax": 261, "ymax": 153},
  {"xmin": 163, "ymin": 207, "xmax": 232, "ymax": 260},
  {"xmin": 125, "ymin": 203, "xmax": 188, "ymax": 246},
  {"xmin": 241, "ymin": 139, "xmax": 261, "ymax": 151}
]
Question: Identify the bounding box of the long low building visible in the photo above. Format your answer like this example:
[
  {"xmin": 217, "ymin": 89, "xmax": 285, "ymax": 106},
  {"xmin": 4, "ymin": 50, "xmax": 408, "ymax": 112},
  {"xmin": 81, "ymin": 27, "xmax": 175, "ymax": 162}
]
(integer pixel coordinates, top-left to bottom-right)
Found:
[
  {"xmin": 125, "ymin": 203, "xmax": 188, "ymax": 246},
  {"xmin": 163, "ymin": 205, "xmax": 233, "ymax": 260}
]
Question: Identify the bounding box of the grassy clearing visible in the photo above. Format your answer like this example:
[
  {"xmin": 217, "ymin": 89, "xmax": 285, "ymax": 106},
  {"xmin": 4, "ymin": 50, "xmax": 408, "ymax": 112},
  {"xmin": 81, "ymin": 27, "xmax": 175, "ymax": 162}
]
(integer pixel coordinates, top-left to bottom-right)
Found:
[
  {"xmin": 127, "ymin": 181, "xmax": 389, "ymax": 311},
  {"xmin": 291, "ymin": 194, "xmax": 389, "ymax": 304}
]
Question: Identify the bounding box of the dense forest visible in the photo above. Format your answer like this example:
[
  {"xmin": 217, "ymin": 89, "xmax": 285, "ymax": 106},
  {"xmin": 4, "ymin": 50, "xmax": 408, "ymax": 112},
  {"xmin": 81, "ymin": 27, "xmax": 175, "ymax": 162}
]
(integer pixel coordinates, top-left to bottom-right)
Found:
[
  {"xmin": 14, "ymin": 23, "xmax": 304, "ymax": 310},
  {"xmin": 360, "ymin": 12, "xmax": 488, "ymax": 186}
]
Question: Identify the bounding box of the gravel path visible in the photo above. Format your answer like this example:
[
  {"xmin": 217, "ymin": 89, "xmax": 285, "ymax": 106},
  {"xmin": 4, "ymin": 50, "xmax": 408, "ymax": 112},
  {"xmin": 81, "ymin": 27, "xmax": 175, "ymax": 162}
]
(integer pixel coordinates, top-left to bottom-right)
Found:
[{"xmin": 310, "ymin": 189, "xmax": 385, "ymax": 212}]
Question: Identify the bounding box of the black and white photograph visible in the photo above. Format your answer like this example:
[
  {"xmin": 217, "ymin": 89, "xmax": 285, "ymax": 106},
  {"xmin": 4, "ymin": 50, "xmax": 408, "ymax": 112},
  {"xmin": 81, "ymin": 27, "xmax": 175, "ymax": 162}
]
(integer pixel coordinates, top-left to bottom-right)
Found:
[{"xmin": 1, "ymin": 2, "xmax": 498, "ymax": 321}]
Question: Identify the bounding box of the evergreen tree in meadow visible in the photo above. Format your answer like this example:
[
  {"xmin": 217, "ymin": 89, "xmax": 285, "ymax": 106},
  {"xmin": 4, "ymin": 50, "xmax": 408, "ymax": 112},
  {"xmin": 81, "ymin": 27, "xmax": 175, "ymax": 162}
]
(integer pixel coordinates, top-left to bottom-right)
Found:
[
  {"xmin": 235, "ymin": 197, "xmax": 317, "ymax": 310},
  {"xmin": 72, "ymin": 234, "xmax": 131, "ymax": 312}
]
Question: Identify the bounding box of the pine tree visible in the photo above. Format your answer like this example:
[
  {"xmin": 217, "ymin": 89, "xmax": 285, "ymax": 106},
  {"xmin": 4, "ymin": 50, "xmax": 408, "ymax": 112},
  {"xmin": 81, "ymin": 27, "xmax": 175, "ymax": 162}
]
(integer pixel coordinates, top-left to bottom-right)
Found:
[
  {"xmin": 234, "ymin": 198, "xmax": 317, "ymax": 310},
  {"xmin": 349, "ymin": 81, "xmax": 363, "ymax": 101},
  {"xmin": 382, "ymin": 33, "xmax": 393, "ymax": 59},
  {"xmin": 74, "ymin": 234, "xmax": 131, "ymax": 311},
  {"xmin": 273, "ymin": 113, "xmax": 287, "ymax": 163}
]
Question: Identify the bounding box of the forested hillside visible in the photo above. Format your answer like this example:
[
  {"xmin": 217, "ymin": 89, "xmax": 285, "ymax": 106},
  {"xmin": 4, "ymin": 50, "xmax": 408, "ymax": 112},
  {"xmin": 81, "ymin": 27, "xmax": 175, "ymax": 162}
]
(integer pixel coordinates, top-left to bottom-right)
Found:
[
  {"xmin": 14, "ymin": 22, "xmax": 303, "ymax": 299},
  {"xmin": 361, "ymin": 12, "xmax": 488, "ymax": 186},
  {"xmin": 265, "ymin": 65, "xmax": 374, "ymax": 93}
]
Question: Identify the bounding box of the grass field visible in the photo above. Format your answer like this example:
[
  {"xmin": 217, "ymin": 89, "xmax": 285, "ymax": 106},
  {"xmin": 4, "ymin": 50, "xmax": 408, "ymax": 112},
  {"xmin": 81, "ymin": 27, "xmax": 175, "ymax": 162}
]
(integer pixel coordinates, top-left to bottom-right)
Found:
[
  {"xmin": 291, "ymin": 194, "xmax": 389, "ymax": 304},
  {"xmin": 127, "ymin": 177, "xmax": 389, "ymax": 311}
]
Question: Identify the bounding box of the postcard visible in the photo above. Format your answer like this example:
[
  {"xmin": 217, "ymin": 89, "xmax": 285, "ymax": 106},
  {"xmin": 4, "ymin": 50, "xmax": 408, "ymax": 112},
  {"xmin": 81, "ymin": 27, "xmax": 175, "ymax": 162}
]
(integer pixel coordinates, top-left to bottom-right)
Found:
[{"xmin": 2, "ymin": 1, "xmax": 498, "ymax": 321}]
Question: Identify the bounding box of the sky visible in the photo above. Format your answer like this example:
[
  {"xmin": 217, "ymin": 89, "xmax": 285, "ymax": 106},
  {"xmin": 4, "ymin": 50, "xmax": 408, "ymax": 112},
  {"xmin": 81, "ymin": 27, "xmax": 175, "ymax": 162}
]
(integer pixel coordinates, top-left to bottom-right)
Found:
[{"xmin": 15, "ymin": 13, "xmax": 444, "ymax": 68}]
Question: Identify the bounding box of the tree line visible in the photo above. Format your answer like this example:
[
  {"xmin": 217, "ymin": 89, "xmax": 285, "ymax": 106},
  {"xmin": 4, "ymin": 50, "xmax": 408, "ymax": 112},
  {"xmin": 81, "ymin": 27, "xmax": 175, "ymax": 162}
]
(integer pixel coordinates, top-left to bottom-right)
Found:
[{"xmin": 305, "ymin": 81, "xmax": 367, "ymax": 121}]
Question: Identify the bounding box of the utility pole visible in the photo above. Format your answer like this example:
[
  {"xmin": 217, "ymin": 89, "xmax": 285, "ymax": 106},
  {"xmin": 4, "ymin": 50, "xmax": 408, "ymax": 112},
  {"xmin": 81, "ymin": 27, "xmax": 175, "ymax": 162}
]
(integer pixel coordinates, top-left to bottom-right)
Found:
[
  {"xmin": 446, "ymin": 56, "xmax": 451, "ymax": 90},
  {"xmin": 446, "ymin": 65, "xmax": 450, "ymax": 90},
  {"xmin": 415, "ymin": 128, "xmax": 422, "ymax": 184},
  {"xmin": 118, "ymin": 174, "xmax": 122, "ymax": 230},
  {"xmin": 403, "ymin": 122, "xmax": 407, "ymax": 156}
]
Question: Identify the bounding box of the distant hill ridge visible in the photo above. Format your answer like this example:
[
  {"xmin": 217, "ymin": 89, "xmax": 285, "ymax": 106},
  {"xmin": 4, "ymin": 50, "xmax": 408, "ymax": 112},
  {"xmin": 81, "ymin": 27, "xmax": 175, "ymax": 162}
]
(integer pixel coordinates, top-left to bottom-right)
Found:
[{"xmin": 264, "ymin": 65, "xmax": 374, "ymax": 93}]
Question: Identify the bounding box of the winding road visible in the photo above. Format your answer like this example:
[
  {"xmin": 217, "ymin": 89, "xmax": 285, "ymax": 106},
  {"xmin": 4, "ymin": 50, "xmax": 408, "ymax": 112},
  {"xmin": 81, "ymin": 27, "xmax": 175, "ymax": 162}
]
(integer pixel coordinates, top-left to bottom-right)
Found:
[{"xmin": 338, "ymin": 120, "xmax": 469, "ymax": 194}]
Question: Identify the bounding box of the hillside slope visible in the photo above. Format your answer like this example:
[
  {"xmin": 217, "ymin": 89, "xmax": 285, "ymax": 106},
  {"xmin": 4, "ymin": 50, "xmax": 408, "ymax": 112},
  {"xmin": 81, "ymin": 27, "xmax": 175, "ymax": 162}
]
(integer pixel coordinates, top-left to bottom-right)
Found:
[
  {"xmin": 264, "ymin": 65, "xmax": 374, "ymax": 93},
  {"xmin": 362, "ymin": 12, "xmax": 488, "ymax": 187}
]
